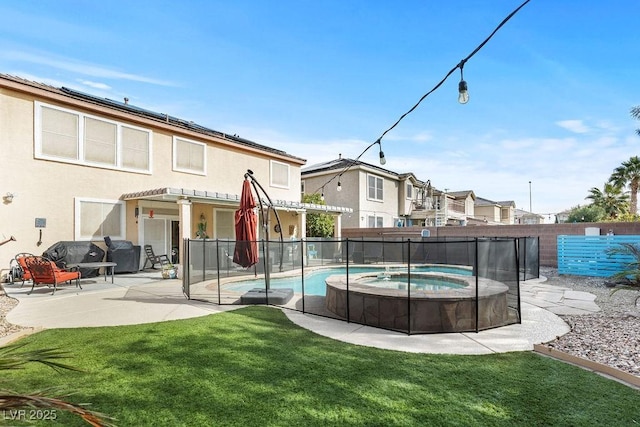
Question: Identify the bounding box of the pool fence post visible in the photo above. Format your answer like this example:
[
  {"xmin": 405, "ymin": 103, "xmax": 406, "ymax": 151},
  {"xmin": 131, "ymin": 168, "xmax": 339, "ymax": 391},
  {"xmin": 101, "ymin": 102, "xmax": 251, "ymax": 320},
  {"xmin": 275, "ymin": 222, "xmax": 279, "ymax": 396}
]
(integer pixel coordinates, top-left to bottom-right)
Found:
[
  {"xmin": 216, "ymin": 239, "xmax": 221, "ymax": 304},
  {"xmin": 475, "ymin": 238, "xmax": 479, "ymax": 333},
  {"xmin": 346, "ymin": 238, "xmax": 350, "ymax": 324},
  {"xmin": 301, "ymin": 239, "xmax": 305, "ymax": 313},
  {"xmin": 515, "ymin": 237, "xmax": 522, "ymax": 324},
  {"xmin": 407, "ymin": 239, "xmax": 411, "ymax": 335}
]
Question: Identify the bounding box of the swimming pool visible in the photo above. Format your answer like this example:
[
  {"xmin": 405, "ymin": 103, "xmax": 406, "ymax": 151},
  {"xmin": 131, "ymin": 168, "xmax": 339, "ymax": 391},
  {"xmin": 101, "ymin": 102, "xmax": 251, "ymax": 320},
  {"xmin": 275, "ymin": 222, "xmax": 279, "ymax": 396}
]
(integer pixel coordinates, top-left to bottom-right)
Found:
[{"xmin": 224, "ymin": 265, "xmax": 472, "ymax": 296}]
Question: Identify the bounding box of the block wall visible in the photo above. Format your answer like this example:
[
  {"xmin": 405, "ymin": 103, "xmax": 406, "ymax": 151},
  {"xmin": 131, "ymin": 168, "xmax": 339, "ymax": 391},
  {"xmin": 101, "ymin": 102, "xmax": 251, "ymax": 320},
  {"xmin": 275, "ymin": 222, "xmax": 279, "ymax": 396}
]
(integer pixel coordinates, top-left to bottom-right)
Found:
[{"xmin": 342, "ymin": 222, "xmax": 640, "ymax": 268}]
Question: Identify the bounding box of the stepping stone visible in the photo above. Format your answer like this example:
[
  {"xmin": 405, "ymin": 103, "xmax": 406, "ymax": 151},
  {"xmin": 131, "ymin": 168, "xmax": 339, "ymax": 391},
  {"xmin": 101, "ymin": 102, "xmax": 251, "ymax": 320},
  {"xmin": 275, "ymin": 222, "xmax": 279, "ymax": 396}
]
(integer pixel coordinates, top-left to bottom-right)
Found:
[
  {"xmin": 561, "ymin": 299, "xmax": 601, "ymax": 312},
  {"xmin": 535, "ymin": 291, "xmax": 564, "ymax": 303},
  {"xmin": 240, "ymin": 288, "xmax": 293, "ymax": 305},
  {"xmin": 564, "ymin": 290, "xmax": 596, "ymax": 301}
]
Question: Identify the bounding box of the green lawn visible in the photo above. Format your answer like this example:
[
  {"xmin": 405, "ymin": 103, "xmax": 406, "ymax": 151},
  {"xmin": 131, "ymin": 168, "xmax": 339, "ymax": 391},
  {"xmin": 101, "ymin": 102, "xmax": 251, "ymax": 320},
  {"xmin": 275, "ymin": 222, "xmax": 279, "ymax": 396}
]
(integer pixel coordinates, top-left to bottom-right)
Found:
[{"xmin": 2, "ymin": 306, "xmax": 639, "ymax": 426}]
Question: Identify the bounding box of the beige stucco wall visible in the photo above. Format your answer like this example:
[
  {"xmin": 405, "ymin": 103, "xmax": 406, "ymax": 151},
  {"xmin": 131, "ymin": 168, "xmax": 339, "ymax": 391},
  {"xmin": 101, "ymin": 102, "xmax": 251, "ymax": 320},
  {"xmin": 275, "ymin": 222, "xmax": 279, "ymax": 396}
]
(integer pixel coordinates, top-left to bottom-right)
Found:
[
  {"xmin": 302, "ymin": 168, "xmax": 402, "ymax": 228},
  {"xmin": 301, "ymin": 173, "xmax": 359, "ymax": 229},
  {"xmin": 475, "ymin": 205, "xmax": 500, "ymax": 222},
  {"xmin": 357, "ymin": 170, "xmax": 398, "ymax": 228},
  {"xmin": 0, "ymin": 85, "xmax": 303, "ymax": 275}
]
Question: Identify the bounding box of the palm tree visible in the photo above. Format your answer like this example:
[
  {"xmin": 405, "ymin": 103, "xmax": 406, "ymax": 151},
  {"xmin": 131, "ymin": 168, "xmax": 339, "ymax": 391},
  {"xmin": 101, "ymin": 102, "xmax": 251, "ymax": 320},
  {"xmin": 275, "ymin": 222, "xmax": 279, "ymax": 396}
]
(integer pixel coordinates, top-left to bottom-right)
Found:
[
  {"xmin": 609, "ymin": 156, "xmax": 640, "ymax": 215},
  {"xmin": 586, "ymin": 183, "xmax": 629, "ymax": 219},
  {"xmin": 0, "ymin": 343, "xmax": 113, "ymax": 426},
  {"xmin": 632, "ymin": 106, "xmax": 640, "ymax": 136}
]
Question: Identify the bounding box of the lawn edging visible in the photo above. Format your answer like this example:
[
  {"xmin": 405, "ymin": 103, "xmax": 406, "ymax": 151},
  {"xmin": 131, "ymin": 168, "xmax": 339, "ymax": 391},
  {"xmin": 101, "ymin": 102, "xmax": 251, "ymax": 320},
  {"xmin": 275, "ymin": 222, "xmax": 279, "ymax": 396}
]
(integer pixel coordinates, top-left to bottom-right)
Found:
[
  {"xmin": 534, "ymin": 344, "xmax": 640, "ymax": 389},
  {"xmin": 0, "ymin": 327, "xmax": 41, "ymax": 347}
]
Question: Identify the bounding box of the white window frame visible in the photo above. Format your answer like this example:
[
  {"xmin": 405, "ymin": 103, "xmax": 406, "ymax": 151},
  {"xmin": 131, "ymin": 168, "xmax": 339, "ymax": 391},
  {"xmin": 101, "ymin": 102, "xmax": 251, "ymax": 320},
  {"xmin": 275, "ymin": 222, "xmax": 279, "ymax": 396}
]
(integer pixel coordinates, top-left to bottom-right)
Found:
[
  {"xmin": 367, "ymin": 215, "xmax": 384, "ymax": 228},
  {"xmin": 35, "ymin": 102, "xmax": 152, "ymax": 174},
  {"xmin": 301, "ymin": 180, "xmax": 305, "ymax": 197},
  {"xmin": 74, "ymin": 197, "xmax": 125, "ymax": 241},
  {"xmin": 367, "ymin": 174, "xmax": 384, "ymax": 202},
  {"xmin": 406, "ymin": 183, "xmax": 413, "ymax": 200},
  {"xmin": 270, "ymin": 160, "xmax": 290, "ymax": 189},
  {"xmin": 172, "ymin": 136, "xmax": 207, "ymax": 175}
]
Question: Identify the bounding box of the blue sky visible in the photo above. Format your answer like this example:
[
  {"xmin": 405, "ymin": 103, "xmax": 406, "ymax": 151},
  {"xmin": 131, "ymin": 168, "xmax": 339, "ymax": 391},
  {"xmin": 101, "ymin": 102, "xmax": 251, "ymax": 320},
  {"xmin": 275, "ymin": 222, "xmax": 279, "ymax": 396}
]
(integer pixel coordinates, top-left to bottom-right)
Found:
[{"xmin": 1, "ymin": 0, "xmax": 639, "ymax": 220}]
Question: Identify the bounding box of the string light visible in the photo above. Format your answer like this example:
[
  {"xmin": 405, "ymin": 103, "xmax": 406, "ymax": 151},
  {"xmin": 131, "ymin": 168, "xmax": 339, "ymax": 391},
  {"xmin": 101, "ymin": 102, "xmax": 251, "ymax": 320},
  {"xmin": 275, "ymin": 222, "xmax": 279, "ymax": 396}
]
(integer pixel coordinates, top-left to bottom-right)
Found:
[
  {"xmin": 311, "ymin": 0, "xmax": 530, "ymax": 198},
  {"xmin": 378, "ymin": 140, "xmax": 386, "ymax": 165},
  {"xmin": 337, "ymin": 180, "xmax": 342, "ymax": 192},
  {"xmin": 458, "ymin": 62, "xmax": 469, "ymax": 104}
]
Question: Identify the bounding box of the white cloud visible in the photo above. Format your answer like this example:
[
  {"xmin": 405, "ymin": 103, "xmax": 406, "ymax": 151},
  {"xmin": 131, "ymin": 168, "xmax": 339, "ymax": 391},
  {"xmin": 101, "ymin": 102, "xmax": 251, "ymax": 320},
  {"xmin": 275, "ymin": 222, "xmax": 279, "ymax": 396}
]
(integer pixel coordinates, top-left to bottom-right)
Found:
[
  {"xmin": 78, "ymin": 79, "xmax": 111, "ymax": 90},
  {"xmin": 2, "ymin": 50, "xmax": 176, "ymax": 86},
  {"xmin": 385, "ymin": 131, "xmax": 433, "ymax": 143},
  {"xmin": 556, "ymin": 119, "xmax": 590, "ymax": 134}
]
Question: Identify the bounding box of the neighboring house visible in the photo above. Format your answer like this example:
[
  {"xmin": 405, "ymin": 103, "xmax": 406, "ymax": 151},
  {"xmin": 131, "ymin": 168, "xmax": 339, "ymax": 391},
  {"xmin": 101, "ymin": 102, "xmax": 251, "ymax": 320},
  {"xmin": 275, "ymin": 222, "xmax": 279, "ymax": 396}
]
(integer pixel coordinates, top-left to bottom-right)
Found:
[
  {"xmin": 302, "ymin": 156, "xmax": 471, "ymax": 228},
  {"xmin": 443, "ymin": 190, "xmax": 476, "ymax": 226},
  {"xmin": 302, "ymin": 157, "xmax": 410, "ymax": 228},
  {"xmin": 475, "ymin": 197, "xmax": 516, "ymax": 225},
  {"xmin": 302, "ymin": 157, "xmax": 525, "ymax": 229},
  {"xmin": 555, "ymin": 209, "xmax": 571, "ymax": 223},
  {"xmin": 514, "ymin": 209, "xmax": 545, "ymax": 224},
  {"xmin": 0, "ymin": 74, "xmax": 349, "ymax": 275}
]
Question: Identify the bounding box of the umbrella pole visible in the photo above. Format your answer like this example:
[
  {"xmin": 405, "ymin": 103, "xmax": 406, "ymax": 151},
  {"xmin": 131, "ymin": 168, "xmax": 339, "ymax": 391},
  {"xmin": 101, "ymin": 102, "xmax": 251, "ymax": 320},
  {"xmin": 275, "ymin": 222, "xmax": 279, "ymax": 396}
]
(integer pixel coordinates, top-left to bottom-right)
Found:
[
  {"xmin": 247, "ymin": 176, "xmax": 271, "ymax": 290},
  {"xmin": 253, "ymin": 185, "xmax": 270, "ymax": 290},
  {"xmin": 245, "ymin": 170, "xmax": 285, "ymax": 276}
]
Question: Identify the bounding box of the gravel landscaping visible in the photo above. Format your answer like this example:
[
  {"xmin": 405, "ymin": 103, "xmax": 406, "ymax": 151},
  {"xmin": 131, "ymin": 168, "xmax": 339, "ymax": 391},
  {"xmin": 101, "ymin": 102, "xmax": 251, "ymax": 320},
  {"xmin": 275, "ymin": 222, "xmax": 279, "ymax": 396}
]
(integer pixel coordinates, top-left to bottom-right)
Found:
[
  {"xmin": 0, "ymin": 290, "xmax": 25, "ymax": 338},
  {"xmin": 539, "ymin": 267, "xmax": 640, "ymax": 378},
  {"xmin": 2, "ymin": 269, "xmax": 639, "ymax": 378}
]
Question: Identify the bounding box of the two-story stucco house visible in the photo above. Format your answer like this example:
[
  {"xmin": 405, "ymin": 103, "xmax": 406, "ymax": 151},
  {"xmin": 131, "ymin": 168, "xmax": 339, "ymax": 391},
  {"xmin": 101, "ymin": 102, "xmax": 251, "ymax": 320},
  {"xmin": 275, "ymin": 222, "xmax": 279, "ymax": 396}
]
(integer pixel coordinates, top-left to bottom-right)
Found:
[
  {"xmin": 301, "ymin": 156, "xmax": 524, "ymax": 229},
  {"xmin": 0, "ymin": 74, "xmax": 349, "ymax": 277},
  {"xmin": 514, "ymin": 208, "xmax": 545, "ymax": 224},
  {"xmin": 302, "ymin": 157, "xmax": 437, "ymax": 228},
  {"xmin": 475, "ymin": 197, "xmax": 516, "ymax": 225}
]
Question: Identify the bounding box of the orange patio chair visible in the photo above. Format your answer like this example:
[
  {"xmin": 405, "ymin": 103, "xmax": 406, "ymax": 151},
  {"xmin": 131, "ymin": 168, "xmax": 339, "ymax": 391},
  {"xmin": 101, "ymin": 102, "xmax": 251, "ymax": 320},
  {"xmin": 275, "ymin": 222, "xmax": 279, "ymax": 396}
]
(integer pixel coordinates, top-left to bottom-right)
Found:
[
  {"xmin": 23, "ymin": 256, "xmax": 81, "ymax": 295},
  {"xmin": 11, "ymin": 253, "xmax": 35, "ymax": 286}
]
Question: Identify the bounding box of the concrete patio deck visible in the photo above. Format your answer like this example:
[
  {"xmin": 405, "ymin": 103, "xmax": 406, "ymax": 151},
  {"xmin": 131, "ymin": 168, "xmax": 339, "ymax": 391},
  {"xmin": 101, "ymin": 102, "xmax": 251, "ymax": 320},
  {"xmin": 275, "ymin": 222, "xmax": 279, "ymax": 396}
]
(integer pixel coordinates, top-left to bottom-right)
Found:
[{"xmin": 1, "ymin": 272, "xmax": 600, "ymax": 355}]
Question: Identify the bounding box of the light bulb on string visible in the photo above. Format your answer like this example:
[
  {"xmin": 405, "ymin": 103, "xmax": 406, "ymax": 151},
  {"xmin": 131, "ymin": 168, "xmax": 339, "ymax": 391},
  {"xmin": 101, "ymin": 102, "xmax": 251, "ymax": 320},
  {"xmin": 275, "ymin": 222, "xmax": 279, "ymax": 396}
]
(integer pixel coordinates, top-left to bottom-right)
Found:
[
  {"xmin": 337, "ymin": 181, "xmax": 342, "ymax": 192},
  {"xmin": 458, "ymin": 62, "xmax": 469, "ymax": 104},
  {"xmin": 458, "ymin": 80, "xmax": 469, "ymax": 104},
  {"xmin": 321, "ymin": 191, "xmax": 325, "ymax": 201},
  {"xmin": 377, "ymin": 139, "xmax": 386, "ymax": 165}
]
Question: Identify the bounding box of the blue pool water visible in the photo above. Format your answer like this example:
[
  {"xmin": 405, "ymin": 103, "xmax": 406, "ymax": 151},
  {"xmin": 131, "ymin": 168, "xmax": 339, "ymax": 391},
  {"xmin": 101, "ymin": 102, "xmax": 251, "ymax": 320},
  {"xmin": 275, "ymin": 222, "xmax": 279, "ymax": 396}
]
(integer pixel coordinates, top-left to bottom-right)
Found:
[{"xmin": 225, "ymin": 265, "xmax": 471, "ymax": 296}]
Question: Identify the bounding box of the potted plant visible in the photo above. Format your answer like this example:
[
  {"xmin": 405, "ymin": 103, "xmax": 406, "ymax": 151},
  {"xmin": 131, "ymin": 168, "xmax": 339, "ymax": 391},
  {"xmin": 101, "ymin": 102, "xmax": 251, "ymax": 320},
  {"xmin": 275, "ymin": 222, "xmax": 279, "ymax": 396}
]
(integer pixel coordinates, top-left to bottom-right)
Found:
[{"xmin": 161, "ymin": 262, "xmax": 177, "ymax": 279}]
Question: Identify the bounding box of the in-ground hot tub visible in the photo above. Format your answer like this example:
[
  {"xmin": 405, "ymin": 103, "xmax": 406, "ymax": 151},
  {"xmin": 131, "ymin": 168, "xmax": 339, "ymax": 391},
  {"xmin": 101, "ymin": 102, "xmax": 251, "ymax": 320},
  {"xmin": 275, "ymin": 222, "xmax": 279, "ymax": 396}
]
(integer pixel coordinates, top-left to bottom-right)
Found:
[{"xmin": 324, "ymin": 272, "xmax": 510, "ymax": 333}]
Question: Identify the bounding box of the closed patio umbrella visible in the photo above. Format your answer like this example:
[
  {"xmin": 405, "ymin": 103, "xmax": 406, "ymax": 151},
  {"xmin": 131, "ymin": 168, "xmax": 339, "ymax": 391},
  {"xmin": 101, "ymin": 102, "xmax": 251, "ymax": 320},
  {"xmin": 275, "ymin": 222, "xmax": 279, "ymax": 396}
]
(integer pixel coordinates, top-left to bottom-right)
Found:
[{"xmin": 233, "ymin": 179, "xmax": 259, "ymax": 268}]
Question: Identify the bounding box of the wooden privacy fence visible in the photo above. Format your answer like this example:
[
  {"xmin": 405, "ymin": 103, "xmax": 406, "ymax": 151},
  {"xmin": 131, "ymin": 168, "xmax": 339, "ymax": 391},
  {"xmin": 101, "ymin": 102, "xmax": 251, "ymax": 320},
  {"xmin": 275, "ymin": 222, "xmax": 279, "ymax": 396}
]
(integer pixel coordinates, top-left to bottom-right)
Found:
[{"xmin": 557, "ymin": 235, "xmax": 640, "ymax": 277}]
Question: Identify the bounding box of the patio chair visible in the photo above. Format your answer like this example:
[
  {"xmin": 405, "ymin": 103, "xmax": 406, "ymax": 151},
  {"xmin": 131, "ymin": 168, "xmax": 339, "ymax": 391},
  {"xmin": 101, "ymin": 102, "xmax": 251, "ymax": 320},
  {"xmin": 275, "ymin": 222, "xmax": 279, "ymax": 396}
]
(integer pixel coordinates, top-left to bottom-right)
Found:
[
  {"xmin": 9, "ymin": 252, "xmax": 35, "ymax": 286},
  {"xmin": 143, "ymin": 245, "xmax": 172, "ymax": 270},
  {"xmin": 23, "ymin": 255, "xmax": 81, "ymax": 295}
]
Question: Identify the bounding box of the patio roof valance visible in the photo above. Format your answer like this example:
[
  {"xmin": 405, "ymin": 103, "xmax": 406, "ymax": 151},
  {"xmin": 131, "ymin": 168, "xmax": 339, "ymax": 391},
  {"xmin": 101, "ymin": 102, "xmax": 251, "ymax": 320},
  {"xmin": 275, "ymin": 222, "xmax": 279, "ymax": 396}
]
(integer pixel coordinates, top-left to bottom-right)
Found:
[{"xmin": 120, "ymin": 187, "xmax": 352, "ymax": 215}]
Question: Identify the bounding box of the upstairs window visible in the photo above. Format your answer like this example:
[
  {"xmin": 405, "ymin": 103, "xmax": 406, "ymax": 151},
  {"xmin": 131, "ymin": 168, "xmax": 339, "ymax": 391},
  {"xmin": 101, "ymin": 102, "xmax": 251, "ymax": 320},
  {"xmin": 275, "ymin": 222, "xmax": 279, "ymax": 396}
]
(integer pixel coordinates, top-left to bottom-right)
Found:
[
  {"xmin": 406, "ymin": 183, "xmax": 413, "ymax": 199},
  {"xmin": 367, "ymin": 174, "xmax": 384, "ymax": 201},
  {"xmin": 270, "ymin": 160, "xmax": 290, "ymax": 189},
  {"xmin": 36, "ymin": 102, "xmax": 151, "ymax": 173},
  {"xmin": 173, "ymin": 137, "xmax": 206, "ymax": 175}
]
